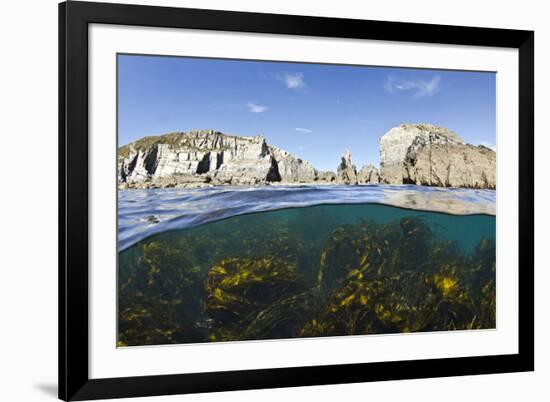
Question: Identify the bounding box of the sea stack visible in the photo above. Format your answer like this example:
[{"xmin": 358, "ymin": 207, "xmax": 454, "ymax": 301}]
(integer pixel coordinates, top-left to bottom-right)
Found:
[
  {"xmin": 357, "ymin": 164, "xmax": 380, "ymax": 184},
  {"xmin": 336, "ymin": 149, "xmax": 358, "ymax": 185}
]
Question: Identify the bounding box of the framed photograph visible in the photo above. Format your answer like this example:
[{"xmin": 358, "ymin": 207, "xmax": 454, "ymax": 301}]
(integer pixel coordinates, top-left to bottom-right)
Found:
[{"xmin": 59, "ymin": 1, "xmax": 534, "ymax": 400}]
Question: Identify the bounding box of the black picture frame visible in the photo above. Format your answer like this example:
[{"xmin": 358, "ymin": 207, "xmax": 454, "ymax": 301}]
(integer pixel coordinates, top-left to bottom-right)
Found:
[{"xmin": 59, "ymin": 1, "xmax": 534, "ymax": 400}]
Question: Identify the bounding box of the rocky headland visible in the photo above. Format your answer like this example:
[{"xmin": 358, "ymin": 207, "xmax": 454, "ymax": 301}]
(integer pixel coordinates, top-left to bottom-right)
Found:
[
  {"xmin": 118, "ymin": 124, "xmax": 496, "ymax": 189},
  {"xmin": 380, "ymin": 124, "xmax": 495, "ymax": 189}
]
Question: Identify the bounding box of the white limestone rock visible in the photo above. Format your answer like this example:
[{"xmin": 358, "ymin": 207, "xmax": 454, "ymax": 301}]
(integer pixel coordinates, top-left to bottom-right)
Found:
[
  {"xmin": 119, "ymin": 130, "xmax": 316, "ymax": 187},
  {"xmin": 269, "ymin": 146, "xmax": 317, "ymax": 183}
]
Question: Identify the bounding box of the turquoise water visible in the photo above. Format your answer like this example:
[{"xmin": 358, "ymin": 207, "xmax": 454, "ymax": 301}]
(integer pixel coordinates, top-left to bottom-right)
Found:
[
  {"xmin": 117, "ymin": 185, "xmax": 495, "ymax": 251},
  {"xmin": 118, "ymin": 202, "xmax": 496, "ymax": 347}
]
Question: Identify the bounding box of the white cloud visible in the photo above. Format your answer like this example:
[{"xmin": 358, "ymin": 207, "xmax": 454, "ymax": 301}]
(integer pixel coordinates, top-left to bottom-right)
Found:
[
  {"xmin": 385, "ymin": 75, "xmax": 441, "ymax": 97},
  {"xmin": 280, "ymin": 73, "xmax": 305, "ymax": 90},
  {"xmin": 295, "ymin": 127, "xmax": 313, "ymax": 133},
  {"xmin": 246, "ymin": 102, "xmax": 268, "ymax": 113}
]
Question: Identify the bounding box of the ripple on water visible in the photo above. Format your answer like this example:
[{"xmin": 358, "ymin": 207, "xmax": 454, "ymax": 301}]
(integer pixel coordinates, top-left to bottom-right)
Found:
[{"xmin": 118, "ymin": 184, "xmax": 496, "ymax": 251}]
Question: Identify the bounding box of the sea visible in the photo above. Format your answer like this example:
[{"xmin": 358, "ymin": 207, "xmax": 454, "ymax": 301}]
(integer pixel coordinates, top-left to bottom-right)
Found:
[{"xmin": 117, "ymin": 185, "xmax": 496, "ymax": 346}]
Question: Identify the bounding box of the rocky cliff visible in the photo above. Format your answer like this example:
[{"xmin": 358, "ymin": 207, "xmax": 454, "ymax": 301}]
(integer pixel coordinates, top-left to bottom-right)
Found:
[
  {"xmin": 119, "ymin": 125, "xmax": 495, "ymax": 189},
  {"xmin": 269, "ymin": 146, "xmax": 317, "ymax": 182},
  {"xmin": 357, "ymin": 164, "xmax": 380, "ymax": 184},
  {"xmin": 118, "ymin": 130, "xmax": 325, "ymax": 188},
  {"xmin": 379, "ymin": 124, "xmax": 496, "ymax": 189}
]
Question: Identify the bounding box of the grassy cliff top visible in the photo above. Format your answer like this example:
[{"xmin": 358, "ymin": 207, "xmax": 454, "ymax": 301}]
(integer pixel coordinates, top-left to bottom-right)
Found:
[{"xmin": 118, "ymin": 130, "xmax": 262, "ymax": 159}]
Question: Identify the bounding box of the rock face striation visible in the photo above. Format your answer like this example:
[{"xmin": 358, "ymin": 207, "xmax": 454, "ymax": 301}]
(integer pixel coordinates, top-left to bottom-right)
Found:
[
  {"xmin": 379, "ymin": 124, "xmax": 495, "ymax": 189},
  {"xmin": 118, "ymin": 125, "xmax": 495, "ymax": 189},
  {"xmin": 119, "ymin": 130, "xmax": 325, "ymax": 188}
]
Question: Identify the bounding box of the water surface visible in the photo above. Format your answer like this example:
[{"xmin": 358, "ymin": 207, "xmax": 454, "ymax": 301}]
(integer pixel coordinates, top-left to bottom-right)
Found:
[{"xmin": 118, "ymin": 185, "xmax": 496, "ymax": 251}]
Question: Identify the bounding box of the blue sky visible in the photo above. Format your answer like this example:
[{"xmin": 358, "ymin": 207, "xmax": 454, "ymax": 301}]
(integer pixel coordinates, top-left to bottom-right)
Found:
[{"xmin": 118, "ymin": 54, "xmax": 496, "ymax": 171}]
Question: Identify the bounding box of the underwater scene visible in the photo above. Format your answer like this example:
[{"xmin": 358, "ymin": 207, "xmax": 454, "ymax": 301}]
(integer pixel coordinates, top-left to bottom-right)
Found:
[{"xmin": 117, "ymin": 186, "xmax": 496, "ymax": 347}]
